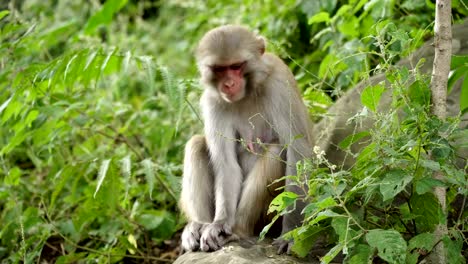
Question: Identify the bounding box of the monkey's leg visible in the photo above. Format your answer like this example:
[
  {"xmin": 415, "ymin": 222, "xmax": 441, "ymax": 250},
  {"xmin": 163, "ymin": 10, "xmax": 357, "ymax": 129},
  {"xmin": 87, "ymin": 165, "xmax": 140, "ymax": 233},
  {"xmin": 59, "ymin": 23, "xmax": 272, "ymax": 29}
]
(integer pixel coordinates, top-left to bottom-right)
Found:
[
  {"xmin": 234, "ymin": 145, "xmax": 284, "ymax": 237},
  {"xmin": 179, "ymin": 135, "xmax": 214, "ymax": 252}
]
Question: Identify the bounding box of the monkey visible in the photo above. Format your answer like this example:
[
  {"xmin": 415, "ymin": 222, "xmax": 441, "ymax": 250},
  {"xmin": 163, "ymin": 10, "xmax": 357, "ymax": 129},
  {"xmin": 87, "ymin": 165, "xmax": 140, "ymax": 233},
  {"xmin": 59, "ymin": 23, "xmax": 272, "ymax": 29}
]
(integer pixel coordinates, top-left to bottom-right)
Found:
[{"xmin": 179, "ymin": 25, "xmax": 314, "ymax": 254}]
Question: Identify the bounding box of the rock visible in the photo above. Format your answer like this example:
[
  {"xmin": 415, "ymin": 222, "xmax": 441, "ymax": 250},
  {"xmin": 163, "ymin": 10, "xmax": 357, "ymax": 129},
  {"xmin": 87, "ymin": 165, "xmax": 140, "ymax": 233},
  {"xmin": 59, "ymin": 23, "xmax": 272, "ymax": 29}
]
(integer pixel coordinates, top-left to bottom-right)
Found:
[{"xmin": 174, "ymin": 241, "xmax": 320, "ymax": 264}]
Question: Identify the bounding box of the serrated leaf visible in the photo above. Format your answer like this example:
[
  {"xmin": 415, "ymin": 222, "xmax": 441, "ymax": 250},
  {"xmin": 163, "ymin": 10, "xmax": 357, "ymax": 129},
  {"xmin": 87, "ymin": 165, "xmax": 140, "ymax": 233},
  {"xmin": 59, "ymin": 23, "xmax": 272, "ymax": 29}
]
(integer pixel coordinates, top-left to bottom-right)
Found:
[
  {"xmin": 101, "ymin": 48, "xmax": 116, "ymax": 72},
  {"xmin": 366, "ymin": 229, "xmax": 407, "ymax": 263},
  {"xmin": 94, "ymin": 159, "xmax": 111, "ymax": 198},
  {"xmin": 142, "ymin": 159, "xmax": 155, "ymax": 200},
  {"xmin": 268, "ymin": 191, "xmax": 297, "ymax": 214},
  {"xmin": 23, "ymin": 109, "xmax": 39, "ymax": 128},
  {"xmin": 348, "ymin": 244, "xmax": 372, "ymax": 264},
  {"xmin": 419, "ymin": 160, "xmax": 440, "ymax": 171},
  {"xmin": 0, "ymin": 130, "xmax": 30, "ymax": 155},
  {"xmin": 379, "ymin": 170, "xmax": 412, "ymax": 201},
  {"xmin": 50, "ymin": 166, "xmax": 74, "ymax": 210},
  {"xmin": 410, "ymin": 193, "xmax": 444, "ymax": 232},
  {"xmin": 408, "ymin": 79, "xmax": 431, "ymax": 106},
  {"xmin": 442, "ymin": 235, "xmax": 466, "ymax": 264},
  {"xmin": 361, "ymin": 84, "xmax": 385, "ymax": 112},
  {"xmin": 338, "ymin": 131, "xmax": 370, "ymax": 150},
  {"xmin": 84, "ymin": 50, "xmax": 98, "ymax": 70},
  {"xmin": 408, "ymin": 232, "xmax": 436, "ymax": 251},
  {"xmin": 64, "ymin": 54, "xmax": 78, "ymax": 81},
  {"xmin": 415, "ymin": 178, "xmax": 445, "ymax": 195},
  {"xmin": 309, "ymin": 209, "xmax": 343, "ymax": 225},
  {"xmin": 290, "ymin": 226, "xmax": 325, "ymax": 258},
  {"xmin": 303, "ymin": 196, "xmax": 337, "ymax": 216}
]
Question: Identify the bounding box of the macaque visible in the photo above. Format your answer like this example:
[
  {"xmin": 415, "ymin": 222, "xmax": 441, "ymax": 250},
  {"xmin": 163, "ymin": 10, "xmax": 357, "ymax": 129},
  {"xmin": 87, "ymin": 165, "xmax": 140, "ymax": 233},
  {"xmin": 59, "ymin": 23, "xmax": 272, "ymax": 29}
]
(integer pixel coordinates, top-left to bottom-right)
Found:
[{"xmin": 179, "ymin": 25, "xmax": 313, "ymax": 253}]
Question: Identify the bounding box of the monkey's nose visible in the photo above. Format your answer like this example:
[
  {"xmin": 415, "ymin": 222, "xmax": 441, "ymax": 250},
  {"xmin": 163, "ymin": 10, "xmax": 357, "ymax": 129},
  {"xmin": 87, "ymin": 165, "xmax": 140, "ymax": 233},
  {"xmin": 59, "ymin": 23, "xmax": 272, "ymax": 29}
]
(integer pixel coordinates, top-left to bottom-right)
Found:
[{"xmin": 224, "ymin": 80, "xmax": 235, "ymax": 88}]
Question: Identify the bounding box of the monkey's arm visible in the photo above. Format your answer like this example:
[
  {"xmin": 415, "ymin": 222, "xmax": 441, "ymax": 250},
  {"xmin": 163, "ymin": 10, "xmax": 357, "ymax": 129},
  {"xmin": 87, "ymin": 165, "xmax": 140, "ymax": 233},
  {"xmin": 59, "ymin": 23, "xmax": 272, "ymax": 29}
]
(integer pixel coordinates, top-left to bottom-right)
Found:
[{"xmin": 200, "ymin": 103, "xmax": 243, "ymax": 251}]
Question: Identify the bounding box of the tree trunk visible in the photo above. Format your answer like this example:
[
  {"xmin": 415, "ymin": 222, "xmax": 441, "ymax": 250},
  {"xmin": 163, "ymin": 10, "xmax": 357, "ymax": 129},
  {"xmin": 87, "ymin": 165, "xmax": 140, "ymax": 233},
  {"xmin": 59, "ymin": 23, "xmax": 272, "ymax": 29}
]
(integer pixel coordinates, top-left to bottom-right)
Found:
[{"xmin": 428, "ymin": 0, "xmax": 451, "ymax": 263}]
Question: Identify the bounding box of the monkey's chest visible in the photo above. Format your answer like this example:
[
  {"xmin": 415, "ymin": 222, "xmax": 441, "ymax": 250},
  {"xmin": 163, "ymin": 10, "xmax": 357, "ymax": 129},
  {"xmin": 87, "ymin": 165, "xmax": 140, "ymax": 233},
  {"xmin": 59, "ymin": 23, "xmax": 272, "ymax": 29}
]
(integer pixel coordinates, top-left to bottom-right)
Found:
[{"xmin": 234, "ymin": 113, "xmax": 277, "ymax": 154}]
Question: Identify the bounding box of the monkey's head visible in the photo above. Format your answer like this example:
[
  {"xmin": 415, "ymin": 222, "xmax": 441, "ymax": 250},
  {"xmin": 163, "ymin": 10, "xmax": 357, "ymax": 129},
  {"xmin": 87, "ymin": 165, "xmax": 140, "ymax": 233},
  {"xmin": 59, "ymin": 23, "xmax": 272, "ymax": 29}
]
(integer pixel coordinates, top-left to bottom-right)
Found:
[{"xmin": 196, "ymin": 25, "xmax": 266, "ymax": 103}]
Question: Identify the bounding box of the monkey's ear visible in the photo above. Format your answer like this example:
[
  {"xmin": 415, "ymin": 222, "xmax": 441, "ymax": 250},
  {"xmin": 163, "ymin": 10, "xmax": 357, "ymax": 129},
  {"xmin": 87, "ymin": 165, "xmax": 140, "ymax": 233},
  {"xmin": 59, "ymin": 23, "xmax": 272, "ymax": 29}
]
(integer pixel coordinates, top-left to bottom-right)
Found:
[{"xmin": 257, "ymin": 36, "xmax": 266, "ymax": 55}]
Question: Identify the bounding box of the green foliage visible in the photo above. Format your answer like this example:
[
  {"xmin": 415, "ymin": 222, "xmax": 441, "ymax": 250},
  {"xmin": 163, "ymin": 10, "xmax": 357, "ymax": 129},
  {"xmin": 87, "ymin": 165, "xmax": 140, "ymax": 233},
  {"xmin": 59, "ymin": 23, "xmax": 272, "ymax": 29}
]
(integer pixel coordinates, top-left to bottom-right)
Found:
[
  {"xmin": 0, "ymin": 2, "xmax": 194, "ymax": 262},
  {"xmin": 1, "ymin": 0, "xmax": 467, "ymax": 262},
  {"xmin": 266, "ymin": 28, "xmax": 467, "ymax": 264}
]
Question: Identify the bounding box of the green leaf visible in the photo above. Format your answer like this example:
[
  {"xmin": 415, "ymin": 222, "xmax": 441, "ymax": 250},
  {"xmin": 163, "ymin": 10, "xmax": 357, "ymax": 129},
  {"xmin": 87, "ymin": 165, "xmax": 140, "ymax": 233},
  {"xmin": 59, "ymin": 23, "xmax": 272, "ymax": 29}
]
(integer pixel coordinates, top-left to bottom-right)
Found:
[
  {"xmin": 290, "ymin": 226, "xmax": 325, "ymax": 258},
  {"xmin": 408, "ymin": 79, "xmax": 430, "ymax": 106},
  {"xmin": 460, "ymin": 73, "xmax": 468, "ymax": 114},
  {"xmin": 338, "ymin": 16, "xmax": 359, "ymax": 38},
  {"xmin": 338, "ymin": 131, "xmax": 370, "ymax": 150},
  {"xmin": 142, "ymin": 159, "xmax": 155, "ymax": 200},
  {"xmin": 415, "ymin": 178, "xmax": 445, "ymax": 195},
  {"xmin": 259, "ymin": 214, "xmax": 280, "ymax": 240},
  {"xmin": 419, "ymin": 159, "xmax": 440, "ymax": 171},
  {"xmin": 94, "ymin": 159, "xmax": 111, "ymax": 198},
  {"xmin": 23, "ymin": 109, "xmax": 39, "ymax": 128},
  {"xmin": 136, "ymin": 210, "xmax": 165, "ymax": 230},
  {"xmin": 308, "ymin": 12, "xmax": 330, "ymax": 24},
  {"xmin": 303, "ymin": 196, "xmax": 338, "ymax": 216},
  {"xmin": 450, "ymin": 55, "xmax": 468, "ymax": 69},
  {"xmin": 361, "ymin": 84, "xmax": 385, "ymax": 112},
  {"xmin": 268, "ymin": 191, "xmax": 297, "ymax": 214},
  {"xmin": 64, "ymin": 54, "xmax": 79, "ymax": 81},
  {"xmin": 379, "ymin": 170, "xmax": 412, "ymax": 201},
  {"xmin": 408, "ymin": 232, "xmax": 436, "ymax": 251},
  {"xmin": 447, "ymin": 66, "xmax": 468, "ymax": 93},
  {"xmin": 84, "ymin": 0, "xmax": 128, "ymax": 35},
  {"xmin": 0, "ymin": 130, "xmax": 30, "ymax": 155},
  {"xmin": 0, "ymin": 10, "xmax": 10, "ymax": 20},
  {"xmin": 410, "ymin": 193, "xmax": 444, "ymax": 232},
  {"xmin": 309, "ymin": 209, "xmax": 343, "ymax": 225},
  {"xmin": 366, "ymin": 229, "xmax": 407, "ymax": 263},
  {"xmin": 50, "ymin": 166, "xmax": 75, "ymax": 211},
  {"xmin": 321, "ymin": 243, "xmax": 344, "ymax": 264},
  {"xmin": 347, "ymin": 244, "xmax": 372, "ymax": 264},
  {"xmin": 443, "ymin": 235, "xmax": 466, "ymax": 264},
  {"xmin": 5, "ymin": 167, "xmax": 21, "ymax": 186},
  {"xmin": 0, "ymin": 96, "xmax": 12, "ymax": 115}
]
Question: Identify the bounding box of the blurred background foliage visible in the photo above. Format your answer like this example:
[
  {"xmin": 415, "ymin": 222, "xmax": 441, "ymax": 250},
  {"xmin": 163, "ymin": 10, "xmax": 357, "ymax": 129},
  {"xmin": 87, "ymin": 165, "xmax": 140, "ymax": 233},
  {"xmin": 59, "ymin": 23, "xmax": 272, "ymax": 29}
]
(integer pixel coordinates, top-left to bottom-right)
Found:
[{"xmin": 0, "ymin": 0, "xmax": 467, "ymax": 263}]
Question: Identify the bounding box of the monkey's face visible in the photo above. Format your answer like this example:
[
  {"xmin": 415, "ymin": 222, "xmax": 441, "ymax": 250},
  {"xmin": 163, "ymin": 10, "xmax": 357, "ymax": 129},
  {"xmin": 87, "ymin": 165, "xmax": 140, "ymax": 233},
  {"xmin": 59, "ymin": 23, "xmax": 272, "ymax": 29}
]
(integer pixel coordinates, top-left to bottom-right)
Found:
[
  {"xmin": 210, "ymin": 61, "xmax": 247, "ymax": 103},
  {"xmin": 196, "ymin": 25, "xmax": 266, "ymax": 103}
]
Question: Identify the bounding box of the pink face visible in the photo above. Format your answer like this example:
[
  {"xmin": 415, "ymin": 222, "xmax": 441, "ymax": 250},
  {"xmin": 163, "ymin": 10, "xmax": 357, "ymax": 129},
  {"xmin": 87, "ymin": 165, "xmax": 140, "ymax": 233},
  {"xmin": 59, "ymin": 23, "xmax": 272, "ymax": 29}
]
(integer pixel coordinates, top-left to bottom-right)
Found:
[{"xmin": 211, "ymin": 62, "xmax": 246, "ymax": 103}]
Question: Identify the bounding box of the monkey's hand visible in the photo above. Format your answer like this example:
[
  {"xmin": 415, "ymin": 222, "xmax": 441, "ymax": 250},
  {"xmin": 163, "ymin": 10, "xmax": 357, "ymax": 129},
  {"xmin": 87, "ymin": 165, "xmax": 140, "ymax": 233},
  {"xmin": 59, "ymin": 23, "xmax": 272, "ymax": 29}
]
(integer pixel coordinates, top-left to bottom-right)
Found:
[
  {"xmin": 273, "ymin": 237, "xmax": 293, "ymax": 255},
  {"xmin": 200, "ymin": 222, "xmax": 239, "ymax": 251},
  {"xmin": 181, "ymin": 222, "xmax": 205, "ymax": 253}
]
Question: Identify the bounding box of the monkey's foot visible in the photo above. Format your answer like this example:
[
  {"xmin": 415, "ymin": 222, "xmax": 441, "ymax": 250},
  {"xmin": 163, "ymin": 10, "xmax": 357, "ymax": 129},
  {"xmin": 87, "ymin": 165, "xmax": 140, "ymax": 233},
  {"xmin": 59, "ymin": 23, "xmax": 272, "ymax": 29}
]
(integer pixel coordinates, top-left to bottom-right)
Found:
[
  {"xmin": 272, "ymin": 237, "xmax": 293, "ymax": 255},
  {"xmin": 181, "ymin": 222, "xmax": 204, "ymax": 253},
  {"xmin": 200, "ymin": 222, "xmax": 239, "ymax": 252}
]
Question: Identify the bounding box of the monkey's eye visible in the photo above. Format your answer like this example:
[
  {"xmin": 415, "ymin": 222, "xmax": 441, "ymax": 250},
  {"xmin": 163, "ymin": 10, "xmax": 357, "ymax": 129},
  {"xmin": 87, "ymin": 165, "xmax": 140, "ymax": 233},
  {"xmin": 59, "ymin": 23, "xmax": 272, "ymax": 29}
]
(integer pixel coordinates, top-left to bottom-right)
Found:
[
  {"xmin": 212, "ymin": 66, "xmax": 227, "ymax": 73},
  {"xmin": 229, "ymin": 62, "xmax": 246, "ymax": 70}
]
